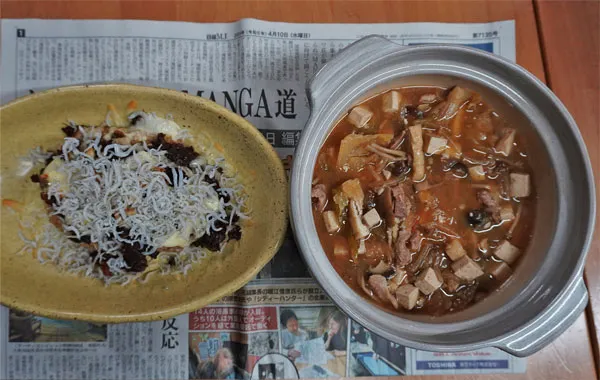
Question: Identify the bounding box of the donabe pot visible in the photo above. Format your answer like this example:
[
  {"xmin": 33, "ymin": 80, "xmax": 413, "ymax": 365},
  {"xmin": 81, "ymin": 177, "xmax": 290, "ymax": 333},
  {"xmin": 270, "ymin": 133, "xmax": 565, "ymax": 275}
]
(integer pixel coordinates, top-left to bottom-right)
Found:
[{"xmin": 290, "ymin": 36, "xmax": 595, "ymax": 357}]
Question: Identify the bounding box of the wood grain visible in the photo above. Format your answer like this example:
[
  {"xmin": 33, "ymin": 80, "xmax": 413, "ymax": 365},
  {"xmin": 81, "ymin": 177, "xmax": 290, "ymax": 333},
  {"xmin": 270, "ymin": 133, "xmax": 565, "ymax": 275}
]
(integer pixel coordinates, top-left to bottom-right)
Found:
[
  {"xmin": 536, "ymin": 0, "xmax": 600, "ymax": 373},
  {"xmin": 1, "ymin": 0, "xmax": 597, "ymax": 379}
]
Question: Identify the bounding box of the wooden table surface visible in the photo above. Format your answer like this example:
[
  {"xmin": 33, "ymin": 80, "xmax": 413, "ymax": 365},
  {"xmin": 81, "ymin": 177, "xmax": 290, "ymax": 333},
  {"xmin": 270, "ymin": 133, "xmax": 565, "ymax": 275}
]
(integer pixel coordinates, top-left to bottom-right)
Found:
[{"xmin": 2, "ymin": 1, "xmax": 598, "ymax": 379}]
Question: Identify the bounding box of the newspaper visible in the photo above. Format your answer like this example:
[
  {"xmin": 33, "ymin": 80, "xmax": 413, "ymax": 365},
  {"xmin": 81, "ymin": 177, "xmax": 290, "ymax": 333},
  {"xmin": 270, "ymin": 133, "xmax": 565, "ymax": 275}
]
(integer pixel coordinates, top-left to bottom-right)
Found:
[{"xmin": 0, "ymin": 18, "xmax": 525, "ymax": 379}]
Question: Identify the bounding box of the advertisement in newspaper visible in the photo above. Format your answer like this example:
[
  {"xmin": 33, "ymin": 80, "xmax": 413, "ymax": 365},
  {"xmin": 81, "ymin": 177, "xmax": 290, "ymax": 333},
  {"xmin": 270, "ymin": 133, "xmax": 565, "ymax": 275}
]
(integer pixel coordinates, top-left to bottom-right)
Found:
[{"xmin": 0, "ymin": 18, "xmax": 525, "ymax": 379}]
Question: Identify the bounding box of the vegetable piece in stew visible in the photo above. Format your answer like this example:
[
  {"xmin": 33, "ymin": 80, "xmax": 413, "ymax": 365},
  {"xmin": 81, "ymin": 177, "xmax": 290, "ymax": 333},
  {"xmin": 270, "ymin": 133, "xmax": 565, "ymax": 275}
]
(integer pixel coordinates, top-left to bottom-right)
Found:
[{"xmin": 312, "ymin": 86, "xmax": 535, "ymax": 316}]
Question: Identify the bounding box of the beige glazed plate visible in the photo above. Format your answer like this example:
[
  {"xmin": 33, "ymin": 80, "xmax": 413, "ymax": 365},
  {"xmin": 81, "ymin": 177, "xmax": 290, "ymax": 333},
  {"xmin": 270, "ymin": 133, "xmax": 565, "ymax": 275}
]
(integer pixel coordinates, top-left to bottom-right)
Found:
[{"xmin": 0, "ymin": 84, "xmax": 288, "ymax": 323}]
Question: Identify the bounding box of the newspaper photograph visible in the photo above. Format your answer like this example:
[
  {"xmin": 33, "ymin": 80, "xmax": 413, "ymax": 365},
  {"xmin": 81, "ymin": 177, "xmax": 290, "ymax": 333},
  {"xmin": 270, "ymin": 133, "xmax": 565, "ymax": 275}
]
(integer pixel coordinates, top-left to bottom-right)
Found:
[{"xmin": 0, "ymin": 18, "xmax": 525, "ymax": 379}]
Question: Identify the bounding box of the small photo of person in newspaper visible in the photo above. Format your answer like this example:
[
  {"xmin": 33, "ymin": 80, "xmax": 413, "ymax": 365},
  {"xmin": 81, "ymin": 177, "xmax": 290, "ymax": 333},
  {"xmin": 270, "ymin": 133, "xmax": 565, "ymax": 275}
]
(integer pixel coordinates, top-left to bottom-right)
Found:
[
  {"xmin": 322, "ymin": 311, "xmax": 347, "ymax": 355},
  {"xmin": 189, "ymin": 332, "xmax": 251, "ymax": 379},
  {"xmin": 190, "ymin": 346, "xmax": 238, "ymax": 379},
  {"xmin": 278, "ymin": 306, "xmax": 347, "ymax": 378},
  {"xmin": 348, "ymin": 320, "xmax": 407, "ymax": 376},
  {"xmin": 280, "ymin": 309, "xmax": 308, "ymax": 360}
]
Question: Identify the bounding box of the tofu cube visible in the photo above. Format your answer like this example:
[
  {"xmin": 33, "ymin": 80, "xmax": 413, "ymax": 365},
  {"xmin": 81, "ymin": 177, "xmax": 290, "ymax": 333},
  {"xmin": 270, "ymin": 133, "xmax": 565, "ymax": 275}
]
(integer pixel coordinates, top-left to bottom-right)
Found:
[
  {"xmin": 451, "ymin": 256, "xmax": 484, "ymax": 281},
  {"xmin": 383, "ymin": 91, "xmax": 401, "ymax": 113},
  {"xmin": 348, "ymin": 106, "xmax": 373, "ymax": 128},
  {"xmin": 510, "ymin": 173, "xmax": 531, "ymax": 198},
  {"xmin": 395, "ymin": 284, "xmax": 420, "ymax": 310},
  {"xmin": 340, "ymin": 178, "xmax": 365, "ymax": 206},
  {"xmin": 426, "ymin": 136, "xmax": 448, "ymax": 155},
  {"xmin": 322, "ymin": 210, "xmax": 340, "ymax": 233},
  {"xmin": 495, "ymin": 128, "xmax": 516, "ymax": 156},
  {"xmin": 333, "ymin": 239, "xmax": 349, "ymax": 257},
  {"xmin": 468, "ymin": 165, "xmax": 486, "ymax": 181},
  {"xmin": 488, "ymin": 261, "xmax": 513, "ymax": 283},
  {"xmin": 445, "ymin": 239, "xmax": 467, "ymax": 261},
  {"xmin": 500, "ymin": 204, "xmax": 515, "ymax": 221},
  {"xmin": 362, "ymin": 208, "xmax": 381, "ymax": 229},
  {"xmin": 494, "ymin": 240, "xmax": 521, "ymax": 264},
  {"xmin": 414, "ymin": 267, "xmax": 443, "ymax": 295}
]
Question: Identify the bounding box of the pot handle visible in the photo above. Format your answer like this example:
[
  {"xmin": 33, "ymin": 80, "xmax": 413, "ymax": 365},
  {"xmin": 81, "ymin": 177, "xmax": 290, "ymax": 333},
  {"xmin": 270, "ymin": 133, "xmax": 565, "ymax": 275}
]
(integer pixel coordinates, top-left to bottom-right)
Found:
[
  {"xmin": 306, "ymin": 35, "xmax": 404, "ymax": 111},
  {"xmin": 495, "ymin": 276, "xmax": 588, "ymax": 357}
]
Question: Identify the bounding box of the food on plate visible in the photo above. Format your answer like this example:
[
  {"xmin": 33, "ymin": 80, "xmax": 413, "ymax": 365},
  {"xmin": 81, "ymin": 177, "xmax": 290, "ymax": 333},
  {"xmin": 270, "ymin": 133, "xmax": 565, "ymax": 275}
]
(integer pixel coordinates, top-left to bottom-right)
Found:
[
  {"xmin": 10, "ymin": 103, "xmax": 248, "ymax": 285},
  {"xmin": 312, "ymin": 86, "xmax": 535, "ymax": 315}
]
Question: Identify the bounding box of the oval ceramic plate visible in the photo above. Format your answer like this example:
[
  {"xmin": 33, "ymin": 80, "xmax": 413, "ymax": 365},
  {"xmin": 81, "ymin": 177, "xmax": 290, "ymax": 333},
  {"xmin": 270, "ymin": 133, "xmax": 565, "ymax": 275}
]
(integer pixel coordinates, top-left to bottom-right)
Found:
[{"xmin": 0, "ymin": 84, "xmax": 288, "ymax": 323}]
